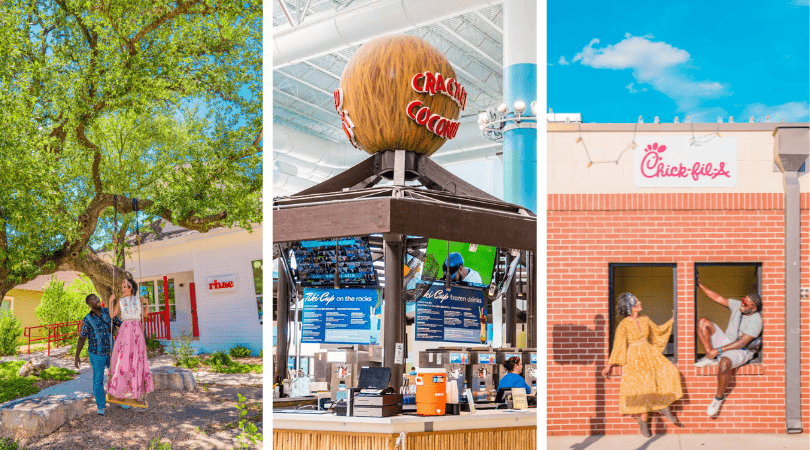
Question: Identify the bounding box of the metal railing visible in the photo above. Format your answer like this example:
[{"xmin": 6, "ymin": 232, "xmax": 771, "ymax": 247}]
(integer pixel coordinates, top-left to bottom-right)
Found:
[
  {"xmin": 23, "ymin": 321, "xmax": 82, "ymax": 356},
  {"xmin": 143, "ymin": 311, "xmax": 168, "ymax": 340},
  {"xmin": 23, "ymin": 310, "xmax": 170, "ymax": 356}
]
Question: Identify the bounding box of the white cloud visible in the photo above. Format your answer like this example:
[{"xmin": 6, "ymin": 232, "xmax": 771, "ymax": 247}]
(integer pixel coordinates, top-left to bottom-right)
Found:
[
  {"xmin": 681, "ymin": 106, "xmax": 730, "ymax": 123},
  {"xmin": 558, "ymin": 56, "xmax": 570, "ymax": 66},
  {"xmin": 565, "ymin": 34, "xmax": 730, "ymax": 112},
  {"xmin": 790, "ymin": 0, "xmax": 809, "ymax": 6},
  {"xmin": 625, "ymin": 83, "xmax": 647, "ymax": 94},
  {"xmin": 742, "ymin": 102, "xmax": 810, "ymax": 122}
]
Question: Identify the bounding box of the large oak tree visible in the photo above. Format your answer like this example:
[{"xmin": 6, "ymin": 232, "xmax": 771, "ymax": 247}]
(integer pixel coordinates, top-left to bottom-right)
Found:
[{"xmin": 0, "ymin": 1, "xmax": 262, "ymax": 304}]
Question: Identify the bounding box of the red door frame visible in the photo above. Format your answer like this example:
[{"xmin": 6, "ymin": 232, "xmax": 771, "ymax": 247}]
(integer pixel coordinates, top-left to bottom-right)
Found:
[
  {"xmin": 189, "ymin": 282, "xmax": 200, "ymax": 338},
  {"xmin": 163, "ymin": 276, "xmax": 171, "ymax": 340}
]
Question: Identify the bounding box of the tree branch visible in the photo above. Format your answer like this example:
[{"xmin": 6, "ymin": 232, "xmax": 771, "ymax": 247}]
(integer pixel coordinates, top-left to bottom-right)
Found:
[
  {"xmin": 130, "ymin": 1, "xmax": 214, "ymax": 54},
  {"xmin": 75, "ymin": 123, "xmax": 104, "ymax": 194}
]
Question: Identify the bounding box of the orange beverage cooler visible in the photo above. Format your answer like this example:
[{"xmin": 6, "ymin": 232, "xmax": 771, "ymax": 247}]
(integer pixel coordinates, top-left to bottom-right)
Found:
[{"xmin": 415, "ymin": 368, "xmax": 446, "ymax": 416}]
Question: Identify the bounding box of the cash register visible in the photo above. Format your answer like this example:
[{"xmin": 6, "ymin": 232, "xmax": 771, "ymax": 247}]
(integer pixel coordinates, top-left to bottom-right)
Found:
[{"xmin": 334, "ymin": 367, "xmax": 403, "ymax": 417}]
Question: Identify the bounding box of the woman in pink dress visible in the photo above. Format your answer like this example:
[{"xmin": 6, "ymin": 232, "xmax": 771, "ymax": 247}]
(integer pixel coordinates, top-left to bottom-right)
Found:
[{"xmin": 108, "ymin": 278, "xmax": 154, "ymax": 405}]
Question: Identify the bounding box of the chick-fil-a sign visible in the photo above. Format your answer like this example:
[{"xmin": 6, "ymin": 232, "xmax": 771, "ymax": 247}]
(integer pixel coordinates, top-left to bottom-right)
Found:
[{"xmin": 634, "ymin": 137, "xmax": 737, "ymax": 188}]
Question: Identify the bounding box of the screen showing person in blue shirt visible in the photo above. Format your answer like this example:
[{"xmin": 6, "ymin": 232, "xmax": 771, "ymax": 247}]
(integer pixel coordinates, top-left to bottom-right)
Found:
[{"xmin": 498, "ymin": 356, "xmax": 531, "ymax": 394}]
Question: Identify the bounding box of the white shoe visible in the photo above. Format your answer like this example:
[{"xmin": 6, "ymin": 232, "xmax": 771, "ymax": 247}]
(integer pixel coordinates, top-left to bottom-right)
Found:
[
  {"xmin": 706, "ymin": 397, "xmax": 724, "ymax": 416},
  {"xmin": 695, "ymin": 357, "xmax": 719, "ymax": 368}
]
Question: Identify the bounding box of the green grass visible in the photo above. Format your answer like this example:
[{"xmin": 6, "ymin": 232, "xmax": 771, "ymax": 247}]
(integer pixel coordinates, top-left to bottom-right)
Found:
[
  {"xmin": 0, "ymin": 361, "xmax": 79, "ymax": 404},
  {"xmin": 196, "ymin": 352, "xmax": 262, "ymax": 374},
  {"xmin": 210, "ymin": 362, "xmax": 263, "ymax": 374},
  {"xmin": 0, "ymin": 437, "xmax": 28, "ymax": 450}
]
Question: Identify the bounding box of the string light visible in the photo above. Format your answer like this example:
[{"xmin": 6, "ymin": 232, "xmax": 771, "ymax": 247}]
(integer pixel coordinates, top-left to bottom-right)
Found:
[
  {"xmin": 575, "ymin": 122, "xmax": 638, "ymax": 167},
  {"xmin": 688, "ymin": 121, "xmax": 722, "ymax": 146},
  {"xmin": 564, "ymin": 113, "xmax": 756, "ymax": 166}
]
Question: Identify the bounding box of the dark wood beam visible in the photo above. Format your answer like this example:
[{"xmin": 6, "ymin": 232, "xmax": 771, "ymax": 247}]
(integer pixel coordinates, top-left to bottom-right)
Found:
[
  {"xmin": 273, "ymin": 197, "xmax": 535, "ymax": 250},
  {"xmin": 418, "ymin": 156, "xmax": 501, "ymax": 202},
  {"xmin": 388, "ymin": 198, "xmax": 535, "ymax": 250},
  {"xmin": 273, "ymin": 198, "xmax": 392, "ymax": 242},
  {"xmin": 295, "ymin": 154, "xmax": 377, "ymax": 196}
]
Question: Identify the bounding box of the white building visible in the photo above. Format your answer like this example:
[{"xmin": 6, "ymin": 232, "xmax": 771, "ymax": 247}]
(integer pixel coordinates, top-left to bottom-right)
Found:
[{"xmin": 118, "ymin": 221, "xmax": 263, "ymax": 355}]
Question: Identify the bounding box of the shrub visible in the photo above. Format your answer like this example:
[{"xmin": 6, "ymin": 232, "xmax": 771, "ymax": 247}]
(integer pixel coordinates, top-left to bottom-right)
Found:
[
  {"xmin": 234, "ymin": 393, "xmax": 262, "ymax": 450},
  {"xmin": 147, "ymin": 439, "xmax": 172, "ymax": 450},
  {"xmin": 169, "ymin": 330, "xmax": 194, "ymax": 367},
  {"xmin": 179, "ymin": 357, "xmax": 201, "ymax": 369},
  {"xmin": 65, "ymin": 337, "xmax": 89, "ymax": 358},
  {"xmin": 0, "ymin": 437, "xmax": 27, "ymax": 450},
  {"xmin": 35, "ymin": 275, "xmax": 94, "ymax": 329},
  {"xmin": 229, "ymin": 345, "xmax": 252, "ymax": 358},
  {"xmin": 212, "ymin": 363, "xmax": 262, "ymax": 374},
  {"xmin": 207, "ymin": 351, "xmax": 233, "ymax": 367},
  {"xmin": 145, "ymin": 335, "xmax": 164, "ymax": 353},
  {"xmin": 0, "ymin": 312, "xmax": 23, "ymax": 356}
]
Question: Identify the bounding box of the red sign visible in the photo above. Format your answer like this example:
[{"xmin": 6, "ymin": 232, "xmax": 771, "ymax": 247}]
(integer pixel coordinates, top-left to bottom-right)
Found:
[
  {"xmin": 411, "ymin": 72, "xmax": 467, "ymax": 110},
  {"xmin": 404, "ymin": 71, "xmax": 466, "ymax": 140},
  {"xmin": 333, "ymin": 88, "xmax": 359, "ymax": 149},
  {"xmin": 209, "ymin": 280, "xmax": 234, "ymax": 290},
  {"xmin": 405, "ymin": 100, "xmax": 460, "ymax": 139},
  {"xmin": 206, "ymin": 275, "xmax": 238, "ymax": 292}
]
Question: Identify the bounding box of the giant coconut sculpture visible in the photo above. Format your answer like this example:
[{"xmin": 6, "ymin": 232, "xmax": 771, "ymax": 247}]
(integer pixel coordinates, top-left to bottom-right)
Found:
[{"xmin": 334, "ymin": 34, "xmax": 467, "ymax": 156}]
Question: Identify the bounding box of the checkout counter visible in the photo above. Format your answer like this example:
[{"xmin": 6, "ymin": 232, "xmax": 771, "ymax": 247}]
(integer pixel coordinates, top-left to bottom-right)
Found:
[{"xmin": 273, "ymin": 347, "xmax": 537, "ymax": 450}]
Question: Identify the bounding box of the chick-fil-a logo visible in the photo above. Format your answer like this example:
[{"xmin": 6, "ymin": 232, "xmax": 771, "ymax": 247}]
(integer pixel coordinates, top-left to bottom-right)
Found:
[{"xmin": 640, "ymin": 142, "xmax": 731, "ymax": 181}]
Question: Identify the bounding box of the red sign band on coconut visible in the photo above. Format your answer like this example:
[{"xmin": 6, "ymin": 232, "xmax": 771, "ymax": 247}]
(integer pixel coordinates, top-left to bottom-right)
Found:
[
  {"xmin": 411, "ymin": 72, "xmax": 467, "ymax": 110},
  {"xmin": 333, "ymin": 88, "xmax": 359, "ymax": 149},
  {"xmin": 340, "ymin": 110, "xmax": 359, "ymax": 148},
  {"xmin": 406, "ymin": 100, "xmax": 460, "ymax": 140},
  {"xmin": 334, "ymin": 88, "xmax": 344, "ymax": 112}
]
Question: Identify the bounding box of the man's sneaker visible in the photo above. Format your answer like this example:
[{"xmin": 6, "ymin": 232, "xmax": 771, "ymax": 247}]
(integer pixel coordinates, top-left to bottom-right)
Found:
[
  {"xmin": 695, "ymin": 357, "xmax": 719, "ymax": 368},
  {"xmin": 706, "ymin": 397, "xmax": 724, "ymax": 416},
  {"xmin": 119, "ymin": 404, "xmax": 131, "ymax": 410},
  {"xmin": 97, "ymin": 408, "xmax": 105, "ymax": 415}
]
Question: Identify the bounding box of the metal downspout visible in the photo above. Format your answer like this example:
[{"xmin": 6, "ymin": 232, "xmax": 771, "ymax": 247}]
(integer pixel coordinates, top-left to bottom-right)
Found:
[{"xmin": 774, "ymin": 126, "xmax": 809, "ymax": 433}]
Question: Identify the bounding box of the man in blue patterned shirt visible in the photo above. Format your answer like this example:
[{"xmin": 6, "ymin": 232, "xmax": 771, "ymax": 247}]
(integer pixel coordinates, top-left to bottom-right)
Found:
[{"xmin": 75, "ymin": 294, "xmax": 122, "ymax": 415}]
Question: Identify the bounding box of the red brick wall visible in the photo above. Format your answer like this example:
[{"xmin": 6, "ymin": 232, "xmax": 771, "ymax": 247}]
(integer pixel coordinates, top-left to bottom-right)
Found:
[
  {"xmin": 547, "ymin": 193, "xmax": 810, "ymax": 435},
  {"xmin": 801, "ymin": 193, "xmax": 809, "ymax": 433}
]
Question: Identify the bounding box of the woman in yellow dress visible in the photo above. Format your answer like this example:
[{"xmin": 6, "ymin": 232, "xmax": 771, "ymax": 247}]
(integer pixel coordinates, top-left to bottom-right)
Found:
[{"xmin": 601, "ymin": 293, "xmax": 683, "ymax": 437}]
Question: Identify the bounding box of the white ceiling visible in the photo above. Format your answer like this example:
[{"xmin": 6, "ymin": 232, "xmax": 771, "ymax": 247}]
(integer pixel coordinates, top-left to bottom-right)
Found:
[{"xmin": 272, "ymin": 0, "xmax": 505, "ymax": 143}]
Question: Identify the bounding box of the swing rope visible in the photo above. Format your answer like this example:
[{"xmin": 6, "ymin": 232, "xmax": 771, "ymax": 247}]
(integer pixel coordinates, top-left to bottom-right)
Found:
[
  {"xmin": 105, "ymin": 197, "xmax": 148, "ymax": 409},
  {"xmin": 108, "ymin": 195, "xmax": 117, "ymax": 388}
]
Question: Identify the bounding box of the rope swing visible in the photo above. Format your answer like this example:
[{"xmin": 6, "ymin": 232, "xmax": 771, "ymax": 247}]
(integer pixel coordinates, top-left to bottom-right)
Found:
[{"xmin": 105, "ymin": 196, "xmax": 149, "ymax": 409}]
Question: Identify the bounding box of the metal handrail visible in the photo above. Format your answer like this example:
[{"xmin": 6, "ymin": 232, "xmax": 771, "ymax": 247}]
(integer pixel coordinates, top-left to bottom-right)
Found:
[
  {"xmin": 24, "ymin": 321, "xmax": 82, "ymax": 356},
  {"xmin": 143, "ymin": 311, "xmax": 168, "ymax": 340}
]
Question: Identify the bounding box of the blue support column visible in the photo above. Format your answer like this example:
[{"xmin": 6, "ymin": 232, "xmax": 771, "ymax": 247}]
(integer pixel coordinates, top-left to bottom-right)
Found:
[{"xmin": 502, "ymin": 0, "xmax": 537, "ymax": 212}]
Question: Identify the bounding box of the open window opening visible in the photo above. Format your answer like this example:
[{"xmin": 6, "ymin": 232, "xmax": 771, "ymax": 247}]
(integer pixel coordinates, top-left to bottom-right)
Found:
[
  {"xmin": 609, "ymin": 264, "xmax": 677, "ymax": 363},
  {"xmin": 694, "ymin": 263, "xmax": 762, "ymax": 364}
]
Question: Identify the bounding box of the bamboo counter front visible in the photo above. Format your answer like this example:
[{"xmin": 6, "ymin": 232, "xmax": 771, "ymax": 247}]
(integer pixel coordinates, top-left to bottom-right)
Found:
[{"xmin": 272, "ymin": 410, "xmax": 537, "ymax": 450}]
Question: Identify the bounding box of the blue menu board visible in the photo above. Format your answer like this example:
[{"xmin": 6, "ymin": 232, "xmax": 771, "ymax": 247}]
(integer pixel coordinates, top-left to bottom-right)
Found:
[
  {"xmin": 302, "ymin": 288, "xmax": 381, "ymax": 344},
  {"xmin": 415, "ymin": 284, "xmax": 486, "ymax": 344}
]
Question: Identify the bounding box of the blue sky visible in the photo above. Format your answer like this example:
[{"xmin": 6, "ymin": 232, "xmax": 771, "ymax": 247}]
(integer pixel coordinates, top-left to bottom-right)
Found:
[{"xmin": 548, "ymin": 1, "xmax": 809, "ymax": 123}]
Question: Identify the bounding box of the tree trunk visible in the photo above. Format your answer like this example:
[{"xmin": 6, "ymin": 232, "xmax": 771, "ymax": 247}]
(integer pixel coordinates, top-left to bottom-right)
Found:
[{"xmin": 61, "ymin": 248, "xmax": 132, "ymax": 306}]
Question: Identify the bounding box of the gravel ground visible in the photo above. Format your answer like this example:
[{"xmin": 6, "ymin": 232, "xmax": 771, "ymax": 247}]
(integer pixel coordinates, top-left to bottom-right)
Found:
[{"xmin": 21, "ymin": 386, "xmax": 263, "ymax": 449}]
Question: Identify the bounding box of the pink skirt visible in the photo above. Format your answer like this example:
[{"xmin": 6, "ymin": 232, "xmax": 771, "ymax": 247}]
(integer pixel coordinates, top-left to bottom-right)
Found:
[{"xmin": 108, "ymin": 320, "xmax": 154, "ymax": 399}]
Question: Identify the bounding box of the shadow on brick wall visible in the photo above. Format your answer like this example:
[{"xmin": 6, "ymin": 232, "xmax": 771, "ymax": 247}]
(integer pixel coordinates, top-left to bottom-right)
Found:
[{"xmin": 552, "ymin": 315, "xmax": 607, "ymax": 434}]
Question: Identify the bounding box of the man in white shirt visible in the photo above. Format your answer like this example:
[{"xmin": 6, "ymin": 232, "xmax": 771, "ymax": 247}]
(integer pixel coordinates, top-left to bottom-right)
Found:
[
  {"xmin": 695, "ymin": 279, "xmax": 763, "ymax": 417},
  {"xmin": 443, "ymin": 252, "xmax": 483, "ymax": 285}
]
